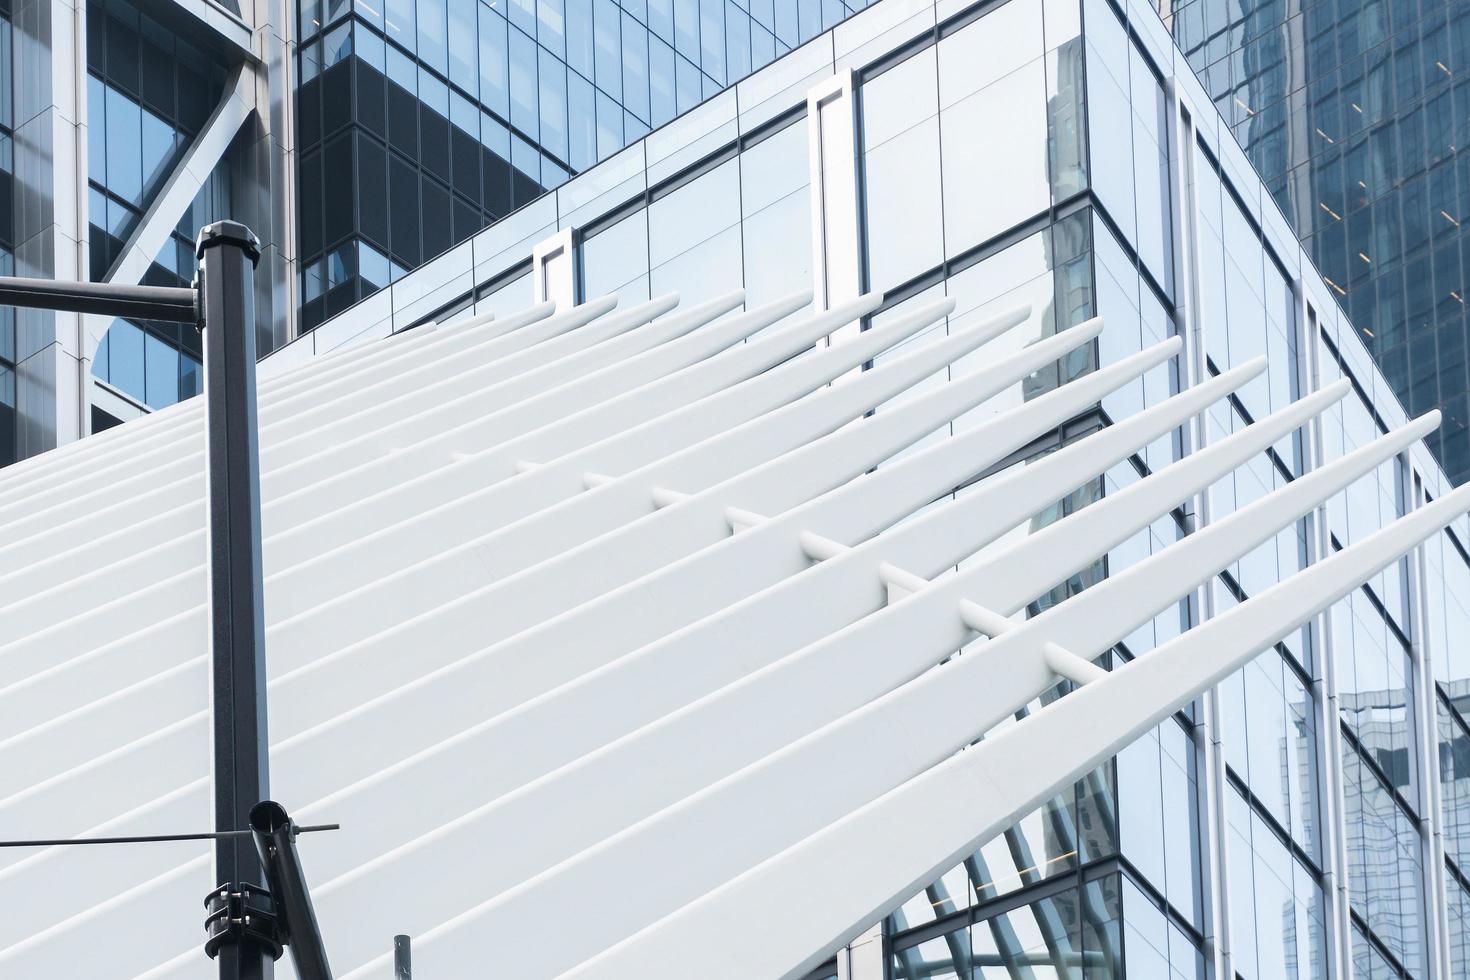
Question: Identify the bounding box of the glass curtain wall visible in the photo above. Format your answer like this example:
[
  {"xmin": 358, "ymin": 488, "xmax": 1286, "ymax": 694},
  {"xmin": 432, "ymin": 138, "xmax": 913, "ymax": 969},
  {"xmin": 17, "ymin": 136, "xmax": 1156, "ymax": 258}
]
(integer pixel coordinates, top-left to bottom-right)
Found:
[
  {"xmin": 294, "ymin": 0, "xmax": 870, "ymax": 330},
  {"xmin": 85, "ymin": 0, "xmax": 232, "ymax": 416},
  {"xmin": 1170, "ymin": 0, "xmax": 1470, "ymax": 484},
  {"xmin": 0, "ymin": 0, "xmax": 12, "ymax": 466}
]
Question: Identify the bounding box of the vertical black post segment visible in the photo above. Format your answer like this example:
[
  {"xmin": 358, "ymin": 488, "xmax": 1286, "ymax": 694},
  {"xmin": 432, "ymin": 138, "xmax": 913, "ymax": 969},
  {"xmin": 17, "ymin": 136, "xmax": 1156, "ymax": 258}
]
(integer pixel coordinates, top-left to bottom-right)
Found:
[
  {"xmin": 198, "ymin": 221, "xmax": 270, "ymax": 980},
  {"xmin": 394, "ymin": 935, "xmax": 412, "ymax": 979}
]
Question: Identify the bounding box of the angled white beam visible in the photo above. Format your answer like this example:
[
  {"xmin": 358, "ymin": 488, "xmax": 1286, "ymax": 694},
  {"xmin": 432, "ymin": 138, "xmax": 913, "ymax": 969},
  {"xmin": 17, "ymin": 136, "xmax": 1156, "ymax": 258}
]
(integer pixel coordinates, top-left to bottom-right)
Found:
[
  {"xmin": 0, "ymin": 298, "xmax": 560, "ymax": 535},
  {"xmin": 102, "ymin": 63, "xmax": 256, "ymax": 294},
  {"xmin": 0, "ymin": 295, "xmax": 975, "ymax": 738},
  {"xmin": 293, "ymin": 356, "xmax": 1350, "ymax": 967},
  {"xmin": 0, "ymin": 303, "xmax": 1078, "ymax": 947},
  {"xmin": 569, "ymin": 479, "xmax": 1470, "ymax": 980},
  {"xmin": 357, "ymin": 396, "xmax": 1422, "ymax": 979}
]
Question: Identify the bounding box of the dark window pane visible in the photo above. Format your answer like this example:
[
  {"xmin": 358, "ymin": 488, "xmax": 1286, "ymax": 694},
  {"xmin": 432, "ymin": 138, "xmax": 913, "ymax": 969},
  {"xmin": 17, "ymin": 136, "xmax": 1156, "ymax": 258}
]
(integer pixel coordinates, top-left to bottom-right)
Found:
[
  {"xmin": 452, "ymin": 195, "xmax": 481, "ymax": 245},
  {"xmin": 390, "ymin": 154, "xmax": 421, "ymax": 265},
  {"xmin": 452, "ymin": 124, "xmax": 480, "ymax": 202},
  {"xmin": 140, "ymin": 36, "xmax": 174, "ymax": 116},
  {"xmin": 387, "ymin": 75, "xmax": 420, "ymax": 158},
  {"xmin": 355, "ymin": 60, "xmax": 386, "ymax": 139},
  {"xmin": 322, "ymin": 135, "xmax": 355, "ymax": 250},
  {"xmin": 357, "ymin": 135, "xmax": 389, "ymax": 250},
  {"xmin": 300, "ymin": 149, "xmax": 323, "ymax": 260},
  {"xmin": 298, "ymin": 76, "xmax": 323, "ymax": 148},
  {"xmin": 482, "ymin": 146, "xmax": 513, "ymax": 215},
  {"xmin": 421, "ymin": 176, "xmax": 451, "ymax": 259},
  {"xmin": 322, "ymin": 60, "xmax": 352, "ymax": 136},
  {"xmin": 420, "ymin": 103, "xmax": 451, "ymax": 182},
  {"xmin": 105, "ymin": 10, "xmax": 140, "ymax": 94}
]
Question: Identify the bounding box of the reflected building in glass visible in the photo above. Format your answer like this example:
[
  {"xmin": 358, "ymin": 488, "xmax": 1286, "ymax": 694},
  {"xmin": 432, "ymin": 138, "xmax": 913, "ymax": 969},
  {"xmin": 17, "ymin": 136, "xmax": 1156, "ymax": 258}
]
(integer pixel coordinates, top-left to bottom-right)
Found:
[{"xmin": 1167, "ymin": 0, "xmax": 1470, "ymax": 485}]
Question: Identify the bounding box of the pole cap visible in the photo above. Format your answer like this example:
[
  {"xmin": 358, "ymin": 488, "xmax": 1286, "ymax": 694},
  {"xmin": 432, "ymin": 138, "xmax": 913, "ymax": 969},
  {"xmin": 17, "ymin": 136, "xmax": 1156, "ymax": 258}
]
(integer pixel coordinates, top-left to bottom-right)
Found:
[{"xmin": 196, "ymin": 220, "xmax": 262, "ymax": 267}]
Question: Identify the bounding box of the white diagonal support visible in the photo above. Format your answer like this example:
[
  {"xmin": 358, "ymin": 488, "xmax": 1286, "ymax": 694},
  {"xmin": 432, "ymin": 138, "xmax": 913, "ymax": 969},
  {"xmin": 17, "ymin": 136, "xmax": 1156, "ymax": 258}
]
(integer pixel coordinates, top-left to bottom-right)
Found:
[
  {"xmin": 0, "ymin": 284, "xmax": 1463, "ymax": 980},
  {"xmin": 102, "ymin": 63, "xmax": 256, "ymax": 291}
]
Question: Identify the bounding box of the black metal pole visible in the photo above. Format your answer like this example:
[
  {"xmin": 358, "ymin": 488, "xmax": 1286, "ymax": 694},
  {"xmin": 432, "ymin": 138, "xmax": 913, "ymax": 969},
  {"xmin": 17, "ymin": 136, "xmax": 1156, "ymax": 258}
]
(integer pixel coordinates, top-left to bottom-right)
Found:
[
  {"xmin": 198, "ymin": 221, "xmax": 271, "ymax": 980},
  {"xmin": 0, "ymin": 276, "xmax": 197, "ymax": 321},
  {"xmin": 250, "ymin": 802, "xmax": 333, "ymax": 980},
  {"xmin": 394, "ymin": 935, "xmax": 412, "ymax": 979}
]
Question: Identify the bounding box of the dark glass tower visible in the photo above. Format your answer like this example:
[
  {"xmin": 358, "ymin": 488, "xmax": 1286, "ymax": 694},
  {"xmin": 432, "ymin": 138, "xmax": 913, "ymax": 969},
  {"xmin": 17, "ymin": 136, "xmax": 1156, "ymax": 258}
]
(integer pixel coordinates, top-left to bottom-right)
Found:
[
  {"xmin": 1169, "ymin": 0, "xmax": 1470, "ymax": 482},
  {"xmin": 293, "ymin": 0, "xmax": 868, "ymax": 331}
]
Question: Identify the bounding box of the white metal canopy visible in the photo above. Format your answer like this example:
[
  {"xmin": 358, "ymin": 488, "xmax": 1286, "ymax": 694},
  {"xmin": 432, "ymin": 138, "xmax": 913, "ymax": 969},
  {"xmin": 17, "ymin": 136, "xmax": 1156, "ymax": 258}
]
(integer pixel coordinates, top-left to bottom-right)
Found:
[{"xmin": 0, "ymin": 290, "xmax": 1463, "ymax": 980}]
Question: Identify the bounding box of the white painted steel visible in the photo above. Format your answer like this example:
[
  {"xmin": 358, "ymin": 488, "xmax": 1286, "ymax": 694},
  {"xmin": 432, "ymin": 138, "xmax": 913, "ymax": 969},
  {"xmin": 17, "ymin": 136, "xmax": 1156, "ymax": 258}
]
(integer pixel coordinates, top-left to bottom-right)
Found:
[{"xmin": 0, "ymin": 288, "xmax": 1462, "ymax": 980}]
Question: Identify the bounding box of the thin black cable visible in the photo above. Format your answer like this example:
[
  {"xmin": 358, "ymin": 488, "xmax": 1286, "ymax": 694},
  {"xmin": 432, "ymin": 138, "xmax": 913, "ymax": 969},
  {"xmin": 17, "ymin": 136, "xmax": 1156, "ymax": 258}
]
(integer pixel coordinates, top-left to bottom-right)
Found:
[{"xmin": 0, "ymin": 824, "xmax": 340, "ymax": 848}]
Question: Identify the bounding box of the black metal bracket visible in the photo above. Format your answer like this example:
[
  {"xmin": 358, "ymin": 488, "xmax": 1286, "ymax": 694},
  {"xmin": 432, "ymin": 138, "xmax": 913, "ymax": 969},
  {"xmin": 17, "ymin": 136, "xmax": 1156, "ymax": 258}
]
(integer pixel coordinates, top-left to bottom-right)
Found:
[
  {"xmin": 203, "ymin": 801, "xmax": 333, "ymax": 980},
  {"xmin": 203, "ymin": 882, "xmax": 284, "ymax": 963}
]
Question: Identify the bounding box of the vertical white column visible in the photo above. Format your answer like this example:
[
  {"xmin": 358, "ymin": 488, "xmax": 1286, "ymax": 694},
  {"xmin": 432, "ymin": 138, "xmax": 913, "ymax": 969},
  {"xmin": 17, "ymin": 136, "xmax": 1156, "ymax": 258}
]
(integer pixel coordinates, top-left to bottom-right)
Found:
[
  {"xmin": 533, "ymin": 227, "xmax": 578, "ymax": 309},
  {"xmin": 1407, "ymin": 468, "xmax": 1453, "ymax": 980},
  {"xmin": 1297, "ymin": 292, "xmax": 1356, "ymax": 979},
  {"xmin": 1164, "ymin": 80, "xmax": 1234, "ymax": 980},
  {"xmin": 817, "ymin": 223, "xmax": 943, "ymax": 964},
  {"xmin": 806, "ymin": 70, "xmax": 863, "ymax": 350}
]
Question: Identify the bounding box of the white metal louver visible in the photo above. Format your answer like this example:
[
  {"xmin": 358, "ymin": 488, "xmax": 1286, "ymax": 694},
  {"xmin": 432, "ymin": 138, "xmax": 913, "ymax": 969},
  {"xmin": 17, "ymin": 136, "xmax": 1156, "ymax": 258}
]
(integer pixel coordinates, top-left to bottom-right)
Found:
[{"xmin": 0, "ymin": 290, "xmax": 1464, "ymax": 979}]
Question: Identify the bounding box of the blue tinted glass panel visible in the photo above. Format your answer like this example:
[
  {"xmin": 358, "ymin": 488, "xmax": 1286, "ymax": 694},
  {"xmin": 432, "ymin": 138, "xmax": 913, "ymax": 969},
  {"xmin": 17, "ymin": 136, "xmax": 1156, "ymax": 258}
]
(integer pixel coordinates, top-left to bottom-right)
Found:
[
  {"xmin": 538, "ymin": 49, "xmax": 568, "ymax": 160},
  {"xmin": 144, "ymin": 333, "xmax": 179, "ymax": 407},
  {"xmin": 509, "ymin": 26, "xmax": 540, "ymax": 137},
  {"xmin": 565, "ymin": 0, "xmax": 593, "ymax": 76},
  {"xmin": 593, "ymin": 0, "xmax": 622, "ymax": 99},
  {"xmin": 106, "ymin": 320, "xmax": 145, "ymax": 401},
  {"xmin": 105, "ymin": 86, "xmax": 143, "ymax": 205},
  {"xmin": 621, "ymin": 15, "xmax": 650, "ymax": 123},
  {"xmin": 416, "ymin": 0, "xmax": 448, "ymax": 72},
  {"xmin": 478, "ymin": 7, "xmax": 509, "ymax": 115},
  {"xmin": 447, "ymin": 0, "xmax": 478, "ymax": 91},
  {"xmin": 567, "ymin": 71, "xmax": 596, "ymax": 170}
]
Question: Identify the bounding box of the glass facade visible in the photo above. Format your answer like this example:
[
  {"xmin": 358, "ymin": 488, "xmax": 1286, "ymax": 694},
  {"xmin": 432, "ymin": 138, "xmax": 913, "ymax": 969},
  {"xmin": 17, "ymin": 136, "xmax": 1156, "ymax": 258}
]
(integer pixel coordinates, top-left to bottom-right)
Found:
[
  {"xmin": 275, "ymin": 0, "xmax": 1470, "ymax": 974},
  {"xmin": 0, "ymin": 0, "xmax": 11, "ymax": 468},
  {"xmin": 1169, "ymin": 0, "xmax": 1470, "ymax": 485},
  {"xmin": 84, "ymin": 0, "xmax": 235, "ymax": 418},
  {"xmin": 293, "ymin": 0, "xmax": 870, "ymax": 330}
]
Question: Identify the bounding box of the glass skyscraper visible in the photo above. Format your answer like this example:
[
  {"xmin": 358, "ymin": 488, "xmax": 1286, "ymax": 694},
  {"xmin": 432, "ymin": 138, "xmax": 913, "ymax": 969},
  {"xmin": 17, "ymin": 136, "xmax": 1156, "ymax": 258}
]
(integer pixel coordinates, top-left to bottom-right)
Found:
[
  {"xmin": 293, "ymin": 0, "xmax": 869, "ymax": 329},
  {"xmin": 1168, "ymin": 0, "xmax": 1470, "ymax": 485}
]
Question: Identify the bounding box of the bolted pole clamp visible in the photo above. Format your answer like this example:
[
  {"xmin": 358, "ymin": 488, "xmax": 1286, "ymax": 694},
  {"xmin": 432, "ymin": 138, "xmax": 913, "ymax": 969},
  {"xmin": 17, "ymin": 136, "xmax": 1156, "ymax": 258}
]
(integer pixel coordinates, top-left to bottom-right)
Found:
[{"xmin": 204, "ymin": 882, "xmax": 285, "ymax": 963}]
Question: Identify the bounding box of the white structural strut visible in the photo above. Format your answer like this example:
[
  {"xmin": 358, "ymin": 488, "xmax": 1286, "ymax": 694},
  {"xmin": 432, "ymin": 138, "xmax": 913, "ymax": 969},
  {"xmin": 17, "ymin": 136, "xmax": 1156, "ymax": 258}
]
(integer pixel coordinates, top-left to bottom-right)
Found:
[{"xmin": 0, "ymin": 289, "xmax": 1463, "ymax": 980}]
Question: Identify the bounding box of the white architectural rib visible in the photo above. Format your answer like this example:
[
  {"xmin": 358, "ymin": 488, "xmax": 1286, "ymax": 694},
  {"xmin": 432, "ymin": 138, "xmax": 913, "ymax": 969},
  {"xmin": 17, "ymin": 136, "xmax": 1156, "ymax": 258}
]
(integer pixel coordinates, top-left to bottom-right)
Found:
[
  {"xmin": 0, "ymin": 295, "xmax": 973, "ymax": 749},
  {"xmin": 432, "ymin": 409, "xmax": 1438, "ymax": 979},
  {"xmin": 0, "ymin": 295, "xmax": 683, "ymax": 619},
  {"xmin": 314, "ymin": 363, "xmax": 1356, "ymax": 977},
  {"xmin": 230, "ymin": 338, "xmax": 1242, "ymax": 951},
  {"xmin": 0, "ymin": 300, "xmax": 553, "ymax": 512},
  {"xmin": 262, "ymin": 296, "xmax": 998, "ymax": 619},
  {"xmin": 0, "ymin": 292, "xmax": 870, "ymax": 667},
  {"xmin": 0, "ymin": 299, "xmax": 564, "ymax": 556},
  {"xmin": 569, "ymin": 480, "xmax": 1470, "ymax": 980},
  {"xmin": 0, "ymin": 305, "xmax": 1084, "ymax": 973},
  {"xmin": 261, "ymin": 295, "xmax": 670, "ymax": 467},
  {"xmin": 4, "ymin": 281, "xmax": 1463, "ymax": 980},
  {"xmin": 0, "ymin": 303, "xmax": 1070, "ymax": 856}
]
